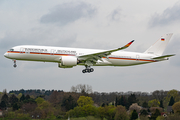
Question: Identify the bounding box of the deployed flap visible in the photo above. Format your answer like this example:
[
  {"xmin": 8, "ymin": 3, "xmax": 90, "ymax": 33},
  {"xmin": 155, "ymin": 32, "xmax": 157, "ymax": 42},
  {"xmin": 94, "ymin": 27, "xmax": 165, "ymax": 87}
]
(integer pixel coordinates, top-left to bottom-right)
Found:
[
  {"xmin": 78, "ymin": 40, "xmax": 134, "ymax": 61},
  {"xmin": 152, "ymin": 54, "xmax": 175, "ymax": 59}
]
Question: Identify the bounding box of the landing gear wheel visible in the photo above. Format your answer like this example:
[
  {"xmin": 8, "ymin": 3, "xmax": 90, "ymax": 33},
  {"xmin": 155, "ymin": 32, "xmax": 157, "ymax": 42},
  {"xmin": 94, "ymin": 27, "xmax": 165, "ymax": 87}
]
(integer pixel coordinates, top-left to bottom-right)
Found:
[
  {"xmin": 90, "ymin": 68, "xmax": 94, "ymax": 72},
  {"xmin": 82, "ymin": 69, "xmax": 86, "ymax": 73},
  {"xmin": 13, "ymin": 60, "xmax": 17, "ymax": 68},
  {"xmin": 13, "ymin": 64, "xmax": 17, "ymax": 68},
  {"xmin": 87, "ymin": 69, "xmax": 91, "ymax": 73},
  {"xmin": 82, "ymin": 66, "xmax": 94, "ymax": 73},
  {"xmin": 85, "ymin": 69, "xmax": 89, "ymax": 73}
]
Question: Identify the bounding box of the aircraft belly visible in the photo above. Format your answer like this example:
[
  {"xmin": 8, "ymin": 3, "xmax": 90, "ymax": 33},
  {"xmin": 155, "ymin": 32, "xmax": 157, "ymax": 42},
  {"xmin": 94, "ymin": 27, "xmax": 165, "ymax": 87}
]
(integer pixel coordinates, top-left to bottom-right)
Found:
[{"xmin": 109, "ymin": 59, "xmax": 150, "ymax": 66}]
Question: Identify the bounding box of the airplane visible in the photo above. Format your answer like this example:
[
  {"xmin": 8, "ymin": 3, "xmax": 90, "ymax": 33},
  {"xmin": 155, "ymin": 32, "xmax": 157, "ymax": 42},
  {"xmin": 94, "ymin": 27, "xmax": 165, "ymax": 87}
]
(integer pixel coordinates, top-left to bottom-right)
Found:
[{"xmin": 4, "ymin": 33, "xmax": 175, "ymax": 73}]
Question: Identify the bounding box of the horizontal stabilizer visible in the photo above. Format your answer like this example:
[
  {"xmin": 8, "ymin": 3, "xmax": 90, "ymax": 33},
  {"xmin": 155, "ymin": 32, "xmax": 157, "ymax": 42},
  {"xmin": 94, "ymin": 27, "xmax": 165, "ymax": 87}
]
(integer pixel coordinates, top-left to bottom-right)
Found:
[{"xmin": 152, "ymin": 54, "xmax": 175, "ymax": 59}]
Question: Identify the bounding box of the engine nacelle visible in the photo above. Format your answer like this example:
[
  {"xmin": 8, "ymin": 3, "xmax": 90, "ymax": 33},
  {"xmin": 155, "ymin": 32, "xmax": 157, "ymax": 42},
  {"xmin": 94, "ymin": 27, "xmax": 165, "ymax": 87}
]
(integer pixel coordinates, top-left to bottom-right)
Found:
[{"xmin": 58, "ymin": 56, "xmax": 77, "ymax": 68}]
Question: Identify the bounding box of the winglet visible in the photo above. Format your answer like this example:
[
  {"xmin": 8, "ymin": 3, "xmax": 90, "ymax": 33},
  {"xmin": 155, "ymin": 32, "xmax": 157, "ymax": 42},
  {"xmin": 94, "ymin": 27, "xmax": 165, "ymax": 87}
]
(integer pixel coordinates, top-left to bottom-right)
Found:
[{"xmin": 119, "ymin": 40, "xmax": 135, "ymax": 50}]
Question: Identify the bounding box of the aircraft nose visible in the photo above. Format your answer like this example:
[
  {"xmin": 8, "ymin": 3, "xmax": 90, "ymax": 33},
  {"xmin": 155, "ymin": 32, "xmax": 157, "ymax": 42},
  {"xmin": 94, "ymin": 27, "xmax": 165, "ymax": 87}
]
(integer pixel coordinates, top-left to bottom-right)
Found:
[{"xmin": 4, "ymin": 52, "xmax": 9, "ymax": 58}]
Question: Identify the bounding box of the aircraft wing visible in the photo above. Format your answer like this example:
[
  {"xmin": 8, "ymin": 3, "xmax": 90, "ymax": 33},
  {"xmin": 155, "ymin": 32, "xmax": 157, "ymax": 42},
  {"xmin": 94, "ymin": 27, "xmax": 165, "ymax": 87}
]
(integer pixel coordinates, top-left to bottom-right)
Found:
[{"xmin": 78, "ymin": 40, "xmax": 134, "ymax": 65}]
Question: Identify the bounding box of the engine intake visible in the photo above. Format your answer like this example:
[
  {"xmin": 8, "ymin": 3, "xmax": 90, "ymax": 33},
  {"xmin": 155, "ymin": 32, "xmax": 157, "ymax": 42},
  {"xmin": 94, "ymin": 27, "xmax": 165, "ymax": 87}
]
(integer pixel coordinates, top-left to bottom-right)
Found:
[{"xmin": 58, "ymin": 56, "xmax": 77, "ymax": 68}]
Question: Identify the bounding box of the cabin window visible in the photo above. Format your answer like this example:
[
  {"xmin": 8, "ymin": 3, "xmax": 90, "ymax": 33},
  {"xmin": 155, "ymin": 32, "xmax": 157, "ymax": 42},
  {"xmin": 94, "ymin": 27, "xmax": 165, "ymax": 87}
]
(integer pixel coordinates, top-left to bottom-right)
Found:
[{"xmin": 10, "ymin": 49, "xmax": 14, "ymax": 51}]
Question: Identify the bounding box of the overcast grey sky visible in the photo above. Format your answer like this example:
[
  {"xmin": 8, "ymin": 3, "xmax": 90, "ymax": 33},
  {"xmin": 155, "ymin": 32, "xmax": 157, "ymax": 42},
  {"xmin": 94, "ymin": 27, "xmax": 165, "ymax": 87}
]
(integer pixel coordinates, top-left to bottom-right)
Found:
[{"xmin": 0, "ymin": 0, "xmax": 180, "ymax": 93}]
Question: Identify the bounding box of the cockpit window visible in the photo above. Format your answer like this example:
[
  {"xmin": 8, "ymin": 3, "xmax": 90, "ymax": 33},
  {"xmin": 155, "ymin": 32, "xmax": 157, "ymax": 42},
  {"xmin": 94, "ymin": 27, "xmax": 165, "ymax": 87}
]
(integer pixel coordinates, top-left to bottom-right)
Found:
[{"xmin": 10, "ymin": 49, "xmax": 14, "ymax": 51}]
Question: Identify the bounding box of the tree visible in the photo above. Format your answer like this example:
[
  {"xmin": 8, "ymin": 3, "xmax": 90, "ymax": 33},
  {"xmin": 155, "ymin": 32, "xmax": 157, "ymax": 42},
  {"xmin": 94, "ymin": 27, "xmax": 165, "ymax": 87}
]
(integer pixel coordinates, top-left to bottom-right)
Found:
[
  {"xmin": 98, "ymin": 107, "xmax": 106, "ymax": 119},
  {"xmin": 67, "ymin": 104, "xmax": 97, "ymax": 118},
  {"xmin": 142, "ymin": 101, "xmax": 148, "ymax": 108},
  {"xmin": 66, "ymin": 96, "xmax": 96, "ymax": 118},
  {"xmin": 168, "ymin": 96, "xmax": 175, "ymax": 106},
  {"xmin": 35, "ymin": 97, "xmax": 45, "ymax": 105},
  {"xmin": 115, "ymin": 105, "xmax": 129, "ymax": 120},
  {"xmin": 3, "ymin": 89, "xmax": 7, "ymax": 94},
  {"xmin": 1, "ymin": 93, "xmax": 8, "ymax": 105},
  {"xmin": 22, "ymin": 103, "xmax": 37, "ymax": 113},
  {"xmin": 120, "ymin": 96, "xmax": 128, "ymax": 108},
  {"xmin": 20, "ymin": 94, "xmax": 25, "ymax": 102},
  {"xmin": 9, "ymin": 94, "xmax": 18, "ymax": 106},
  {"xmin": 165, "ymin": 89, "xmax": 180, "ymax": 104},
  {"xmin": 172, "ymin": 101, "xmax": 180, "ymax": 114},
  {"xmin": 128, "ymin": 94, "xmax": 138, "ymax": 108},
  {"xmin": 70, "ymin": 84, "xmax": 92, "ymax": 94},
  {"xmin": 159, "ymin": 100, "xmax": 164, "ymax": 108},
  {"xmin": 17, "ymin": 93, "xmax": 22, "ymax": 99},
  {"xmin": 101, "ymin": 103, "xmax": 106, "ymax": 107},
  {"xmin": 61, "ymin": 95, "xmax": 77, "ymax": 111},
  {"xmin": 13, "ymin": 103, "xmax": 19, "ymax": 111},
  {"xmin": 0, "ymin": 101, "xmax": 6, "ymax": 110},
  {"xmin": 104, "ymin": 106, "xmax": 116, "ymax": 120},
  {"xmin": 129, "ymin": 103, "xmax": 142, "ymax": 113},
  {"xmin": 25, "ymin": 95, "xmax": 30, "ymax": 100},
  {"xmin": 24, "ymin": 98, "xmax": 36, "ymax": 104},
  {"xmin": 148, "ymin": 99, "xmax": 160, "ymax": 107},
  {"xmin": 152, "ymin": 90, "xmax": 166, "ymax": 101},
  {"xmin": 38, "ymin": 101, "xmax": 51, "ymax": 109},
  {"xmin": 115, "ymin": 96, "xmax": 118, "ymax": 107},
  {"xmin": 36, "ymin": 101, "xmax": 55, "ymax": 119},
  {"xmin": 150, "ymin": 107, "xmax": 163, "ymax": 113},
  {"xmin": 130, "ymin": 110, "xmax": 138, "ymax": 120},
  {"xmin": 115, "ymin": 96, "xmax": 128, "ymax": 108},
  {"xmin": 48, "ymin": 91, "xmax": 59, "ymax": 105},
  {"xmin": 77, "ymin": 96, "xmax": 94, "ymax": 107},
  {"xmin": 140, "ymin": 109, "xmax": 148, "ymax": 116},
  {"xmin": 30, "ymin": 95, "xmax": 35, "ymax": 99},
  {"xmin": 150, "ymin": 109, "xmax": 161, "ymax": 119}
]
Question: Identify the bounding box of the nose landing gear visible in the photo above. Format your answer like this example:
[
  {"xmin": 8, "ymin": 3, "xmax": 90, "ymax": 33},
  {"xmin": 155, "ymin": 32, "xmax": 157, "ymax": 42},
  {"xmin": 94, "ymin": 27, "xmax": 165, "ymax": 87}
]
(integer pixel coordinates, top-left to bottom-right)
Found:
[
  {"xmin": 13, "ymin": 60, "xmax": 17, "ymax": 68},
  {"xmin": 82, "ymin": 66, "xmax": 94, "ymax": 73}
]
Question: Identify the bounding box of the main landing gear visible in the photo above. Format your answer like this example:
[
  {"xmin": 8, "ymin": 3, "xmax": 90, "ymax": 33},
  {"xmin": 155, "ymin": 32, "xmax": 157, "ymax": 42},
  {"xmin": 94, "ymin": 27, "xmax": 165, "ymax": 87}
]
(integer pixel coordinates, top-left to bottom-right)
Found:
[
  {"xmin": 82, "ymin": 66, "xmax": 94, "ymax": 73},
  {"xmin": 13, "ymin": 60, "xmax": 17, "ymax": 68}
]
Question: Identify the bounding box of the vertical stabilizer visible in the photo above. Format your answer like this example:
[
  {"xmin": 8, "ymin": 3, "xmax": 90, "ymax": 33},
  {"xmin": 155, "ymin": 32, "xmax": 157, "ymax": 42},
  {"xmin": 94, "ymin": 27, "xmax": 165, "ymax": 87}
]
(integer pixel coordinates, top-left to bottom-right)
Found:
[{"xmin": 144, "ymin": 33, "xmax": 173, "ymax": 56}]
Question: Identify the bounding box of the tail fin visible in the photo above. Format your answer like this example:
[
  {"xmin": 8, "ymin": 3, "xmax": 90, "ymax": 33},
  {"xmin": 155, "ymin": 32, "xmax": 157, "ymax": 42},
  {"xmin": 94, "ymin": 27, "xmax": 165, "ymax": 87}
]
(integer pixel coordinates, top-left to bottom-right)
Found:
[{"xmin": 144, "ymin": 33, "xmax": 173, "ymax": 56}]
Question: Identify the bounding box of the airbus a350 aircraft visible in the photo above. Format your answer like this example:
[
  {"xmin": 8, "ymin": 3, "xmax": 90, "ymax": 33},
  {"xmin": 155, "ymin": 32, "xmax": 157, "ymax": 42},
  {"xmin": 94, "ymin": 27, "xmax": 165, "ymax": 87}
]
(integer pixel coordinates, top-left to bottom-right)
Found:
[{"xmin": 4, "ymin": 33, "xmax": 175, "ymax": 73}]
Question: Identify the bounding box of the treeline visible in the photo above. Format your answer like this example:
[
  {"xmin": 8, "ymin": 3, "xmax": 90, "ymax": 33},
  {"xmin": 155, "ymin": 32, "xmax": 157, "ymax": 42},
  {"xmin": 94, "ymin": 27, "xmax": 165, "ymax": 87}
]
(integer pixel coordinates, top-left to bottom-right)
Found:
[
  {"xmin": 9, "ymin": 89, "xmax": 63, "ymax": 97},
  {"xmin": 0, "ymin": 85, "xmax": 180, "ymax": 120}
]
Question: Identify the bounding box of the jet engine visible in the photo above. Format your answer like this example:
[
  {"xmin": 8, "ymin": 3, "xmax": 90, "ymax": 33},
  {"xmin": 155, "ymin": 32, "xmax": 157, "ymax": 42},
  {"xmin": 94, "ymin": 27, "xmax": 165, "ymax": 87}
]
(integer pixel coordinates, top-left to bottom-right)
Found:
[{"xmin": 58, "ymin": 56, "xmax": 77, "ymax": 68}]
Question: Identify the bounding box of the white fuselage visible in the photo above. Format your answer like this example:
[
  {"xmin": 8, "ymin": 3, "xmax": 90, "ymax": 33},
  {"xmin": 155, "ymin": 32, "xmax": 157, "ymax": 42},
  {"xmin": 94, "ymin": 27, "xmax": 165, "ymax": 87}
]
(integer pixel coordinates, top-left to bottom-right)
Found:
[{"xmin": 4, "ymin": 45, "xmax": 158, "ymax": 67}]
